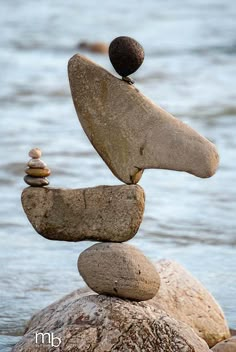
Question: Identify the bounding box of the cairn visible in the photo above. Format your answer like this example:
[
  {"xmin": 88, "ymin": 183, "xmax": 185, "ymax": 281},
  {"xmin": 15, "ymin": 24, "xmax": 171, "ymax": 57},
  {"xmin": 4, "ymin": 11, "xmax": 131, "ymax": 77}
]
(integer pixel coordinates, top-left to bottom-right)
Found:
[
  {"xmin": 22, "ymin": 37, "xmax": 219, "ymax": 303},
  {"xmin": 24, "ymin": 148, "xmax": 50, "ymax": 187}
]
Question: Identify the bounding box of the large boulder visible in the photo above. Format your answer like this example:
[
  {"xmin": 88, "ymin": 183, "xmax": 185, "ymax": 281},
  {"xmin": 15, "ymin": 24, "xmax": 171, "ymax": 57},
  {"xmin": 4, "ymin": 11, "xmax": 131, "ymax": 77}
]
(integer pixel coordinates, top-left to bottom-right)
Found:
[
  {"xmin": 68, "ymin": 54, "xmax": 219, "ymax": 184},
  {"xmin": 21, "ymin": 185, "xmax": 144, "ymax": 242},
  {"xmin": 150, "ymin": 260, "xmax": 230, "ymax": 347},
  {"xmin": 12, "ymin": 290, "xmax": 209, "ymax": 352}
]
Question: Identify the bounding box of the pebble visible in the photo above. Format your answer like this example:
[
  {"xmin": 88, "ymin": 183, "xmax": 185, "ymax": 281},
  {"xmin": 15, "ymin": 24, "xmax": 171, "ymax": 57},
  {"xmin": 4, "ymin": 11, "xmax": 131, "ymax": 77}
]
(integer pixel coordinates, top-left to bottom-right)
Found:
[
  {"xmin": 27, "ymin": 159, "xmax": 47, "ymax": 169},
  {"xmin": 109, "ymin": 36, "xmax": 144, "ymax": 77},
  {"xmin": 28, "ymin": 148, "xmax": 42, "ymax": 159},
  {"xmin": 24, "ymin": 175, "xmax": 49, "ymax": 187},
  {"xmin": 25, "ymin": 167, "xmax": 51, "ymax": 177},
  {"xmin": 78, "ymin": 242, "xmax": 160, "ymax": 301},
  {"xmin": 68, "ymin": 54, "xmax": 219, "ymax": 184}
]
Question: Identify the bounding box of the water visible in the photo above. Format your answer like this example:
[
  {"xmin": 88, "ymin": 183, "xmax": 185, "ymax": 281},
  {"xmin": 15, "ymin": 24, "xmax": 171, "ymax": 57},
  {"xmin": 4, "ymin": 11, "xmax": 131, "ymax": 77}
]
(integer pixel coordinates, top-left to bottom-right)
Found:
[{"xmin": 0, "ymin": 0, "xmax": 236, "ymax": 350}]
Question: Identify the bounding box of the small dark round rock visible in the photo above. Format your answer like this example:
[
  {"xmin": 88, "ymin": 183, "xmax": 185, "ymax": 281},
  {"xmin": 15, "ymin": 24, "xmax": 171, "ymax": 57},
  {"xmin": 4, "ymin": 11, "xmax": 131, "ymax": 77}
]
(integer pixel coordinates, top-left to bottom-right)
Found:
[{"xmin": 109, "ymin": 36, "xmax": 144, "ymax": 77}]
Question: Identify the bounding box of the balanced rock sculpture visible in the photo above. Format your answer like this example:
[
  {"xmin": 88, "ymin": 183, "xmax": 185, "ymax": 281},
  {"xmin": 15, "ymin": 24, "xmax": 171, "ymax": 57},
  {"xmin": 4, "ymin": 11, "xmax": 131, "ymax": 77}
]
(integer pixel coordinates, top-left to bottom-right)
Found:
[{"xmin": 17, "ymin": 37, "xmax": 228, "ymax": 352}]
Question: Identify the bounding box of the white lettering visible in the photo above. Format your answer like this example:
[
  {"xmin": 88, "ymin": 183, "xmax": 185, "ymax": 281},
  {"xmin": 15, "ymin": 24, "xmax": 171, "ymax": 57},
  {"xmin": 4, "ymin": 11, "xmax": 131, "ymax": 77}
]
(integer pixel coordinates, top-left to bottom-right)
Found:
[
  {"xmin": 35, "ymin": 332, "xmax": 61, "ymax": 347},
  {"xmin": 35, "ymin": 332, "xmax": 51, "ymax": 344},
  {"xmin": 51, "ymin": 333, "xmax": 61, "ymax": 347}
]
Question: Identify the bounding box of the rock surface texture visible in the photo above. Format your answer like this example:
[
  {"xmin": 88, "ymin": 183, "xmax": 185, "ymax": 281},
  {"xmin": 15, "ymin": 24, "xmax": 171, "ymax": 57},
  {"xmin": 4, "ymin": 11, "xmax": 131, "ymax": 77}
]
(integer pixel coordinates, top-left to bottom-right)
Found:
[
  {"xmin": 211, "ymin": 337, "xmax": 236, "ymax": 351},
  {"xmin": 149, "ymin": 260, "xmax": 230, "ymax": 347},
  {"xmin": 12, "ymin": 290, "xmax": 210, "ymax": 352},
  {"xmin": 78, "ymin": 243, "xmax": 160, "ymax": 301},
  {"xmin": 68, "ymin": 54, "xmax": 219, "ymax": 184},
  {"xmin": 21, "ymin": 185, "xmax": 145, "ymax": 242}
]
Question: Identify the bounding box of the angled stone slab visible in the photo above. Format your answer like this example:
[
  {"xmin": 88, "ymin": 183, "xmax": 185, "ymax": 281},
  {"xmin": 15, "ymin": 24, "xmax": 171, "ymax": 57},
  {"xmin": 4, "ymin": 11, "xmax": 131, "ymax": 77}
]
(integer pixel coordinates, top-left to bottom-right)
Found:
[
  {"xmin": 21, "ymin": 185, "xmax": 145, "ymax": 242},
  {"xmin": 68, "ymin": 54, "xmax": 219, "ymax": 184}
]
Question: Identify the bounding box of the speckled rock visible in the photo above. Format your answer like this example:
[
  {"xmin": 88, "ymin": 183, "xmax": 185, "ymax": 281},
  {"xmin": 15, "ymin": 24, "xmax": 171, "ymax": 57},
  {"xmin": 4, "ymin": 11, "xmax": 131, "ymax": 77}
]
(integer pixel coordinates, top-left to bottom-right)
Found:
[
  {"xmin": 78, "ymin": 243, "xmax": 160, "ymax": 301},
  {"xmin": 211, "ymin": 337, "xmax": 236, "ymax": 351},
  {"xmin": 21, "ymin": 185, "xmax": 145, "ymax": 242},
  {"xmin": 109, "ymin": 36, "xmax": 144, "ymax": 77},
  {"xmin": 27, "ymin": 159, "xmax": 47, "ymax": 169},
  {"xmin": 24, "ymin": 176, "xmax": 49, "ymax": 187},
  {"xmin": 150, "ymin": 259, "xmax": 230, "ymax": 347},
  {"xmin": 68, "ymin": 54, "xmax": 219, "ymax": 184},
  {"xmin": 28, "ymin": 148, "xmax": 41, "ymax": 159},
  {"xmin": 12, "ymin": 290, "xmax": 210, "ymax": 352},
  {"xmin": 25, "ymin": 167, "xmax": 51, "ymax": 177}
]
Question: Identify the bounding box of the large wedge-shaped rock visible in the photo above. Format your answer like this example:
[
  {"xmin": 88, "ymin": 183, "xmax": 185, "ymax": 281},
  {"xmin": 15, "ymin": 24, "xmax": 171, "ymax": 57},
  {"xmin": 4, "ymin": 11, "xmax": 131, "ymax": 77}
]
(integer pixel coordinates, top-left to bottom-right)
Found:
[
  {"xmin": 68, "ymin": 54, "xmax": 219, "ymax": 184},
  {"xmin": 21, "ymin": 185, "xmax": 144, "ymax": 242},
  {"xmin": 12, "ymin": 290, "xmax": 210, "ymax": 352}
]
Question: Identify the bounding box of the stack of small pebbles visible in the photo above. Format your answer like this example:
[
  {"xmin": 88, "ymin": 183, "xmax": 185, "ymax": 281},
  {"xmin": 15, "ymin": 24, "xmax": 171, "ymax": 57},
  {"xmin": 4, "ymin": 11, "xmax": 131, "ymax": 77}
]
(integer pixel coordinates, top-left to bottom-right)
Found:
[{"xmin": 24, "ymin": 148, "xmax": 50, "ymax": 187}]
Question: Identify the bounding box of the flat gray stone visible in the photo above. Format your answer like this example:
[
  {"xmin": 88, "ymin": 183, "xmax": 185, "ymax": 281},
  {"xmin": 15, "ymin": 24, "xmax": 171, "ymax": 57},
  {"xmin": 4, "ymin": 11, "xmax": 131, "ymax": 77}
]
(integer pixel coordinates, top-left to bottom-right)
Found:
[
  {"xmin": 68, "ymin": 54, "xmax": 219, "ymax": 184},
  {"xmin": 21, "ymin": 185, "xmax": 145, "ymax": 242},
  {"xmin": 78, "ymin": 243, "xmax": 160, "ymax": 301},
  {"xmin": 12, "ymin": 290, "xmax": 210, "ymax": 352}
]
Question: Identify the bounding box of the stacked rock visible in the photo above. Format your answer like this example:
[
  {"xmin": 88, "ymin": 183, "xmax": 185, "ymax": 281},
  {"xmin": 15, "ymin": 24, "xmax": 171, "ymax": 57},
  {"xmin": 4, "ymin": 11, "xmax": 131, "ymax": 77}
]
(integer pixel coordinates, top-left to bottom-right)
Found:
[
  {"xmin": 21, "ymin": 184, "xmax": 160, "ymax": 301},
  {"xmin": 24, "ymin": 148, "xmax": 50, "ymax": 187},
  {"xmin": 22, "ymin": 36, "xmax": 219, "ymax": 304}
]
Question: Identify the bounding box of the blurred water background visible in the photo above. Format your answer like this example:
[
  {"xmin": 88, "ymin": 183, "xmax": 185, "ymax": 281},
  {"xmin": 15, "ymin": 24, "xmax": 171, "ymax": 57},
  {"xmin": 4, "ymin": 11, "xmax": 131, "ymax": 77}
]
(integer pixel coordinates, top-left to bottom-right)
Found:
[{"xmin": 0, "ymin": 0, "xmax": 236, "ymax": 350}]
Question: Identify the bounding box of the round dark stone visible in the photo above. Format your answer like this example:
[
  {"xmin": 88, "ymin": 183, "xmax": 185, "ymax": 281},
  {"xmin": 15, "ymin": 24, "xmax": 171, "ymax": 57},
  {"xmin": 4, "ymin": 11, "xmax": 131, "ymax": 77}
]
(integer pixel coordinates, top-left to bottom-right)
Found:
[{"xmin": 109, "ymin": 36, "xmax": 144, "ymax": 77}]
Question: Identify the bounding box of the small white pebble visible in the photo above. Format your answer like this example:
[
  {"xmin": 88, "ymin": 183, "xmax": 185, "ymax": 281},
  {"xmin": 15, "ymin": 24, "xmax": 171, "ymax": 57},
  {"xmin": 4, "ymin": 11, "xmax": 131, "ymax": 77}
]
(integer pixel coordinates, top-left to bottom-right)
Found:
[{"xmin": 28, "ymin": 148, "xmax": 42, "ymax": 159}]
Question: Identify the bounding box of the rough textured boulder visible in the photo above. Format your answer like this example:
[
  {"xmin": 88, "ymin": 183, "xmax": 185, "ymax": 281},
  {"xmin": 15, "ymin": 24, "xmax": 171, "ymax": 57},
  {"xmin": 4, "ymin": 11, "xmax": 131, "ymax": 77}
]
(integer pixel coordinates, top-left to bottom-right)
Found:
[
  {"xmin": 68, "ymin": 54, "xmax": 219, "ymax": 184},
  {"xmin": 150, "ymin": 260, "xmax": 230, "ymax": 347},
  {"xmin": 78, "ymin": 243, "xmax": 160, "ymax": 301},
  {"xmin": 21, "ymin": 185, "xmax": 144, "ymax": 242},
  {"xmin": 12, "ymin": 290, "xmax": 210, "ymax": 352},
  {"xmin": 211, "ymin": 337, "xmax": 236, "ymax": 351}
]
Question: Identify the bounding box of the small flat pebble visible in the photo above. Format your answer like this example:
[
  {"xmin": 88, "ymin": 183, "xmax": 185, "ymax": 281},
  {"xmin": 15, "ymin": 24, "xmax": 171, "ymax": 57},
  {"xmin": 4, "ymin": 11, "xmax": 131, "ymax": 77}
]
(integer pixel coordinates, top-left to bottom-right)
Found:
[
  {"xmin": 29, "ymin": 148, "xmax": 42, "ymax": 159},
  {"xmin": 24, "ymin": 175, "xmax": 49, "ymax": 187},
  {"xmin": 25, "ymin": 168, "xmax": 51, "ymax": 177},
  {"xmin": 27, "ymin": 159, "xmax": 47, "ymax": 169},
  {"xmin": 78, "ymin": 242, "xmax": 160, "ymax": 301}
]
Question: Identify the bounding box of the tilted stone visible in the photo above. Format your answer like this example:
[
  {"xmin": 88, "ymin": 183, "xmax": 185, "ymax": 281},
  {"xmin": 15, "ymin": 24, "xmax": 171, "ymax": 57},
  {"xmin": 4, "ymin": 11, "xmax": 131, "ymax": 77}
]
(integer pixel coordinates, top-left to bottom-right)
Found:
[
  {"xmin": 68, "ymin": 54, "xmax": 219, "ymax": 184},
  {"xmin": 21, "ymin": 185, "xmax": 145, "ymax": 242},
  {"xmin": 78, "ymin": 243, "xmax": 160, "ymax": 301}
]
